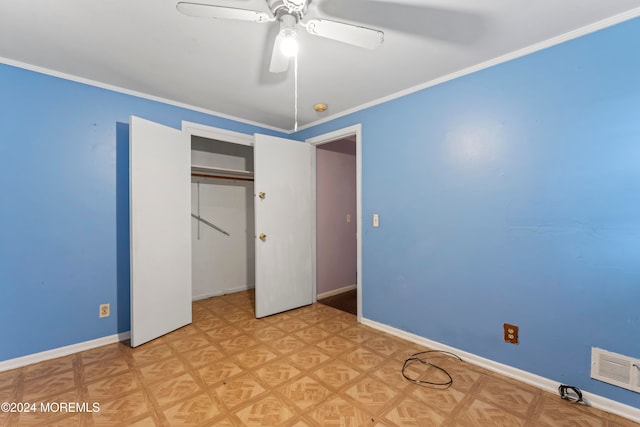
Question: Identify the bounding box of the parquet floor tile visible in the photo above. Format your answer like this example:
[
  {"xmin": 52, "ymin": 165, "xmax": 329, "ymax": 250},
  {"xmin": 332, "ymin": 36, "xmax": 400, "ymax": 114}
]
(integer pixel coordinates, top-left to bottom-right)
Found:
[
  {"xmin": 310, "ymin": 359, "xmax": 363, "ymax": 390},
  {"xmin": 82, "ymin": 357, "xmax": 130, "ymax": 383},
  {"xmin": 161, "ymin": 400, "xmax": 216, "ymax": 427},
  {"xmin": 344, "ymin": 375, "xmax": 399, "ymax": 415},
  {"xmin": 1, "ymin": 289, "xmax": 637, "ymax": 426},
  {"xmin": 213, "ymin": 373, "xmax": 267, "ymax": 410},
  {"xmin": 254, "ymin": 359, "xmax": 302, "ymax": 388},
  {"xmin": 278, "ymin": 375, "xmax": 332, "ymax": 410},
  {"xmin": 21, "ymin": 370, "xmax": 77, "ymax": 401},
  {"xmin": 86, "ymin": 371, "xmax": 138, "ymax": 401},
  {"xmin": 198, "ymin": 360, "xmax": 244, "ymax": 387},
  {"xmin": 339, "ymin": 347, "xmax": 386, "ymax": 371},
  {"xmin": 234, "ymin": 394, "xmax": 296, "ymax": 426},
  {"xmin": 307, "ymin": 396, "xmax": 376, "ymax": 426},
  {"xmin": 179, "ymin": 345, "xmax": 226, "ymax": 369},
  {"xmin": 146, "ymin": 372, "xmax": 204, "ymax": 408},
  {"xmin": 381, "ymin": 396, "xmax": 448, "ymax": 426},
  {"xmin": 235, "ymin": 347, "xmax": 280, "ymax": 370},
  {"xmin": 455, "ymin": 398, "xmax": 526, "ymax": 427},
  {"xmin": 92, "ymin": 390, "xmax": 152, "ymax": 424}
]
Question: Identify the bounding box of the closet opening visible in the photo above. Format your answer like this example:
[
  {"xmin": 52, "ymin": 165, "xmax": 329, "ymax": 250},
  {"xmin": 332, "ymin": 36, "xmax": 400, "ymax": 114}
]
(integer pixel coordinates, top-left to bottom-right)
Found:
[{"xmin": 190, "ymin": 135, "xmax": 255, "ymax": 301}]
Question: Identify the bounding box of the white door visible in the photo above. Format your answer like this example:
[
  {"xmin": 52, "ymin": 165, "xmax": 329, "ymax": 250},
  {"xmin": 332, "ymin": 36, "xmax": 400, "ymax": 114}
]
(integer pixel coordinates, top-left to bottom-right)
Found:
[
  {"xmin": 130, "ymin": 116, "xmax": 192, "ymax": 347},
  {"xmin": 254, "ymin": 134, "xmax": 313, "ymax": 318}
]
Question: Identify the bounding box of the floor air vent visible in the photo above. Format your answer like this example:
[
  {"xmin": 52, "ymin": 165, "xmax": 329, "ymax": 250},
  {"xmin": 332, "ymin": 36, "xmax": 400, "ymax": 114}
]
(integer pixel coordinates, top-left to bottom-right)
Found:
[{"xmin": 591, "ymin": 348, "xmax": 640, "ymax": 393}]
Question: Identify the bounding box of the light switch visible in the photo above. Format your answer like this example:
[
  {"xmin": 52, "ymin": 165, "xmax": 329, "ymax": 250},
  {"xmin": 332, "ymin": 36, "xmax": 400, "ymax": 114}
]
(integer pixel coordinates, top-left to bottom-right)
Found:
[
  {"xmin": 373, "ymin": 213, "xmax": 379, "ymax": 227},
  {"xmin": 346, "ymin": 214, "xmax": 351, "ymax": 223}
]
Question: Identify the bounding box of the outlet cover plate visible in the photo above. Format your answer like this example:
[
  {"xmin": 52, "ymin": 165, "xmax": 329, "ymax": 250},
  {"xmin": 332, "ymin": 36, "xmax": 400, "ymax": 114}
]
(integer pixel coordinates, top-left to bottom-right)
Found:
[
  {"xmin": 503, "ymin": 323, "xmax": 519, "ymax": 344},
  {"xmin": 99, "ymin": 304, "xmax": 110, "ymax": 318}
]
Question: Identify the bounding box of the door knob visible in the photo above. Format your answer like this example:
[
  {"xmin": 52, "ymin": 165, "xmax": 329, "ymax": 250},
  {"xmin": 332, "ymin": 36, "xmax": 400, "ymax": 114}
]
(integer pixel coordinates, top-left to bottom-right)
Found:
[
  {"xmin": 258, "ymin": 192, "xmax": 266, "ymax": 199},
  {"xmin": 259, "ymin": 233, "xmax": 267, "ymax": 241}
]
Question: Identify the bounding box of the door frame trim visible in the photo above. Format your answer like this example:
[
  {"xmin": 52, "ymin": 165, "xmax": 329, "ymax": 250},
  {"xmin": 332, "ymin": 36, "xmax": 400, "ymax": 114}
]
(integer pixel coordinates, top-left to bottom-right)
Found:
[
  {"xmin": 307, "ymin": 124, "xmax": 363, "ymax": 322},
  {"xmin": 181, "ymin": 121, "xmax": 254, "ymax": 146}
]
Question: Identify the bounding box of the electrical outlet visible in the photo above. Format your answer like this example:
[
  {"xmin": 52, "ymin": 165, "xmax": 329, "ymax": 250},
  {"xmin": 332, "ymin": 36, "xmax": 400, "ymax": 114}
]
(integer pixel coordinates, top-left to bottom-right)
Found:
[
  {"xmin": 504, "ymin": 323, "xmax": 519, "ymax": 344},
  {"xmin": 99, "ymin": 303, "xmax": 110, "ymax": 318}
]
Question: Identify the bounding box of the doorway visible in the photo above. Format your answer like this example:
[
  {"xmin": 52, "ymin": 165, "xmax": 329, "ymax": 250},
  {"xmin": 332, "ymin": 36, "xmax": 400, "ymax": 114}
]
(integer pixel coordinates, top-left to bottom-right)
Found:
[
  {"xmin": 308, "ymin": 125, "xmax": 362, "ymax": 321},
  {"xmin": 315, "ymin": 136, "xmax": 357, "ymax": 315}
]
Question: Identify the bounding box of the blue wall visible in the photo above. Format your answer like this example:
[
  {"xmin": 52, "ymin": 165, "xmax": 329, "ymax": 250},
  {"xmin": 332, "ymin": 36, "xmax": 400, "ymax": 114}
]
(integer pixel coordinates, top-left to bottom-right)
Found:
[
  {"xmin": 0, "ymin": 65, "xmax": 284, "ymax": 361},
  {"xmin": 296, "ymin": 18, "xmax": 640, "ymax": 407}
]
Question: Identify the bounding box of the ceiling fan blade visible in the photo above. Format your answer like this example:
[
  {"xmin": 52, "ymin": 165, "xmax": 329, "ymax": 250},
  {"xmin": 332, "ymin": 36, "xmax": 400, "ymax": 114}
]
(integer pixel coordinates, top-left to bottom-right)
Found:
[
  {"xmin": 304, "ymin": 19, "xmax": 383, "ymax": 49},
  {"xmin": 176, "ymin": 2, "xmax": 272, "ymax": 23},
  {"xmin": 269, "ymin": 34, "xmax": 290, "ymax": 73}
]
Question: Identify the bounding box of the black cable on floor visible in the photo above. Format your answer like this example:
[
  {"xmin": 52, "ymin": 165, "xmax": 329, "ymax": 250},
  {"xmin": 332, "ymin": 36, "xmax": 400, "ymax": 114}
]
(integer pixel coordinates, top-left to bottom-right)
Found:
[
  {"xmin": 558, "ymin": 384, "xmax": 584, "ymax": 404},
  {"xmin": 402, "ymin": 350, "xmax": 462, "ymax": 388}
]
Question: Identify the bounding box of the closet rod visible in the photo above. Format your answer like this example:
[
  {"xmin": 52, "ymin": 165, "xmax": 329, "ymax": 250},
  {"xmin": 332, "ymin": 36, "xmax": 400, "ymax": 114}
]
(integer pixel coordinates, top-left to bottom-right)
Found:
[
  {"xmin": 191, "ymin": 213, "xmax": 230, "ymax": 236},
  {"xmin": 191, "ymin": 173, "xmax": 254, "ymax": 182}
]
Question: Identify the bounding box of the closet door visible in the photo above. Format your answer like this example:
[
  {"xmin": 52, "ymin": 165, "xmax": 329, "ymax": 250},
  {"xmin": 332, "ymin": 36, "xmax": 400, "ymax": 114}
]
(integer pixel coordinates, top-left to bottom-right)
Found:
[
  {"xmin": 130, "ymin": 116, "xmax": 192, "ymax": 347},
  {"xmin": 254, "ymin": 134, "xmax": 312, "ymax": 318}
]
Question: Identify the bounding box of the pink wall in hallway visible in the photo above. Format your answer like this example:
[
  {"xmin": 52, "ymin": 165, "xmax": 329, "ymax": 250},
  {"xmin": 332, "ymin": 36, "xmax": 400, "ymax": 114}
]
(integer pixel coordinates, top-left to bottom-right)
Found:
[{"xmin": 316, "ymin": 138, "xmax": 357, "ymax": 296}]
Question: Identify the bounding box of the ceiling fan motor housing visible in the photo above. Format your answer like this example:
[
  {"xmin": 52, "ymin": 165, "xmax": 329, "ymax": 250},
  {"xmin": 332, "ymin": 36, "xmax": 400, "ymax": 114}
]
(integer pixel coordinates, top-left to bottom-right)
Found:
[{"xmin": 268, "ymin": 0, "xmax": 308, "ymax": 21}]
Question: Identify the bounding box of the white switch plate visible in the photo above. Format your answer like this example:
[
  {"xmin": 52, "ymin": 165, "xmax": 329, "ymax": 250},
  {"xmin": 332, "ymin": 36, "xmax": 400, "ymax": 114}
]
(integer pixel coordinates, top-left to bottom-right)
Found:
[
  {"xmin": 373, "ymin": 213, "xmax": 379, "ymax": 227},
  {"xmin": 346, "ymin": 214, "xmax": 351, "ymax": 223}
]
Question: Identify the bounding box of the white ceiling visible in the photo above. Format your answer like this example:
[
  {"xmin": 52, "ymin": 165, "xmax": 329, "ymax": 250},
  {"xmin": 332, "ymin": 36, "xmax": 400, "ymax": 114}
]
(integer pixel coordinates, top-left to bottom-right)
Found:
[{"xmin": 1, "ymin": 0, "xmax": 640, "ymax": 131}]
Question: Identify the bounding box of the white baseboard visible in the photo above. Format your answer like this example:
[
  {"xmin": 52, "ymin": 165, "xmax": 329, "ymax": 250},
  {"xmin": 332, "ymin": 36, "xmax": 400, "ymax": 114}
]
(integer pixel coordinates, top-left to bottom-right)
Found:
[
  {"xmin": 0, "ymin": 331, "xmax": 131, "ymax": 372},
  {"xmin": 361, "ymin": 317, "xmax": 640, "ymax": 424},
  {"xmin": 193, "ymin": 285, "xmax": 255, "ymax": 301},
  {"xmin": 317, "ymin": 284, "xmax": 357, "ymax": 300}
]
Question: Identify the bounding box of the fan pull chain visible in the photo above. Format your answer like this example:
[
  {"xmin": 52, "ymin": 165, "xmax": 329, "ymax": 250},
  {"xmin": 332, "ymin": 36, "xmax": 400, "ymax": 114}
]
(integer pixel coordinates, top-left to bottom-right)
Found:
[{"xmin": 294, "ymin": 53, "xmax": 298, "ymax": 132}]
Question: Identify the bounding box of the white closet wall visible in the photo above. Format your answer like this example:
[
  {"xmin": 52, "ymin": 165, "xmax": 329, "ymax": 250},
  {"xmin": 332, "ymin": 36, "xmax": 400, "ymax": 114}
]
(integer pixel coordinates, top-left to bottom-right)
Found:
[{"xmin": 191, "ymin": 136, "xmax": 255, "ymax": 300}]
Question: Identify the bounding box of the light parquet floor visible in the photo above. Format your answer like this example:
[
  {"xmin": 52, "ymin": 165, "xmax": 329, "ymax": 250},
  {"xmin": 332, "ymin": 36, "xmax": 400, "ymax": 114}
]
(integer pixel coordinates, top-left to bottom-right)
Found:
[{"xmin": 0, "ymin": 290, "xmax": 637, "ymax": 426}]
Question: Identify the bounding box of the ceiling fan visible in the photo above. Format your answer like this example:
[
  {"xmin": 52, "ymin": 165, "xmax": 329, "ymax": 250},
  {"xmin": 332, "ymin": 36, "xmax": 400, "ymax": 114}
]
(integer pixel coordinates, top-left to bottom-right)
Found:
[{"xmin": 176, "ymin": 0, "xmax": 384, "ymax": 73}]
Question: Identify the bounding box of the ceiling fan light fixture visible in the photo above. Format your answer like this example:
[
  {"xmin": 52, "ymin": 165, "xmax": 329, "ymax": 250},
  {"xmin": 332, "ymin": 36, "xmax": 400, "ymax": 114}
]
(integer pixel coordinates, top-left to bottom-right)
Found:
[
  {"xmin": 279, "ymin": 30, "xmax": 298, "ymax": 56},
  {"xmin": 278, "ymin": 14, "xmax": 298, "ymax": 57}
]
